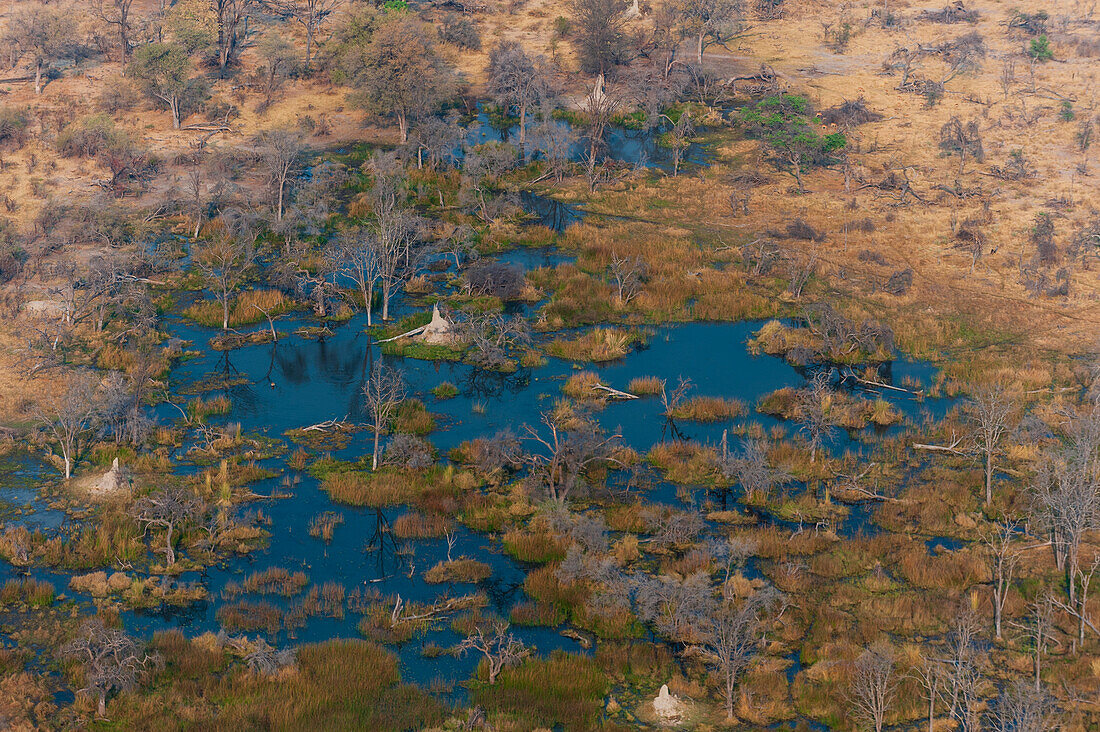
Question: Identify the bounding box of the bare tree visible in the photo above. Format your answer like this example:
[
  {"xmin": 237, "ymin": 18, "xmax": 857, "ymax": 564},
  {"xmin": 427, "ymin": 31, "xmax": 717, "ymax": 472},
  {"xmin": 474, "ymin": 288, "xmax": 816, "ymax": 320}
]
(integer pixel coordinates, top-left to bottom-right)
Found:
[
  {"xmin": 1033, "ymin": 439, "xmax": 1100, "ymax": 607},
  {"xmin": 454, "ymin": 311, "xmax": 532, "ymax": 370},
  {"xmin": 34, "ymin": 375, "xmax": 101, "ymax": 480},
  {"xmin": 264, "ymin": 0, "xmax": 342, "ymax": 69},
  {"xmin": 660, "ymin": 376, "xmax": 693, "ymax": 419},
  {"xmin": 522, "ymin": 411, "xmax": 622, "ymax": 503},
  {"xmin": 487, "ymin": 41, "xmax": 555, "ymax": 153},
  {"xmin": 701, "ymin": 587, "xmax": 780, "ymax": 720},
  {"xmin": 987, "ymin": 680, "xmax": 1055, "ymax": 732},
  {"xmin": 580, "ymin": 75, "xmax": 621, "ymax": 191},
  {"xmin": 326, "ymin": 228, "xmax": 381, "ymax": 325},
  {"xmin": 941, "ymin": 609, "xmax": 984, "ymax": 731},
  {"xmin": 90, "ymin": 0, "xmax": 136, "ymax": 61},
  {"xmin": 532, "ymin": 102, "xmax": 577, "ymax": 182},
  {"xmin": 798, "ymin": 372, "xmax": 834, "ymax": 463},
  {"xmin": 965, "ymin": 384, "xmax": 1015, "ymax": 506},
  {"xmin": 213, "ymin": 0, "xmax": 255, "ymax": 72},
  {"xmin": 663, "ymin": 110, "xmax": 695, "ymax": 176},
  {"xmin": 983, "ymin": 519, "xmax": 1023, "ymax": 640},
  {"xmin": 913, "ymin": 654, "xmax": 941, "ymax": 732},
  {"xmin": 456, "ymin": 621, "xmax": 530, "ymax": 684},
  {"xmin": 62, "ymin": 620, "xmax": 159, "ymax": 718},
  {"xmin": 363, "ymin": 364, "xmax": 406, "ymax": 471},
  {"xmin": 669, "ymin": 0, "xmax": 746, "ymax": 63},
  {"xmin": 1010, "ymin": 595, "xmax": 1055, "ymax": 693},
  {"xmin": 1050, "ymin": 554, "xmax": 1100, "ymax": 649},
  {"xmin": 365, "ymin": 167, "xmax": 424, "ymax": 321},
  {"xmin": 194, "ymin": 217, "xmax": 256, "ymax": 330},
  {"xmin": 244, "ymin": 638, "xmax": 296, "ymax": 675},
  {"xmin": 850, "ymin": 642, "xmax": 897, "ymax": 732},
  {"xmin": 608, "ymin": 251, "xmax": 646, "ymax": 305},
  {"xmin": 721, "ymin": 438, "xmax": 790, "ymax": 502},
  {"xmin": 131, "ymin": 486, "xmax": 205, "ymax": 566},
  {"xmin": 939, "ymin": 117, "xmax": 984, "ymax": 177},
  {"xmin": 256, "ymin": 129, "xmax": 303, "ymax": 223}
]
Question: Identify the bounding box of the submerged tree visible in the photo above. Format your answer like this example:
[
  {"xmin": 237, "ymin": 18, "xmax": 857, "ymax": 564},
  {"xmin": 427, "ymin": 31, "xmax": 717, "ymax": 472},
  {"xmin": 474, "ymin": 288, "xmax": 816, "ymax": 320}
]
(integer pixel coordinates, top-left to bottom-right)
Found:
[
  {"xmin": 326, "ymin": 228, "xmax": 382, "ymax": 325},
  {"xmin": 797, "ymin": 372, "xmax": 834, "ymax": 463}
]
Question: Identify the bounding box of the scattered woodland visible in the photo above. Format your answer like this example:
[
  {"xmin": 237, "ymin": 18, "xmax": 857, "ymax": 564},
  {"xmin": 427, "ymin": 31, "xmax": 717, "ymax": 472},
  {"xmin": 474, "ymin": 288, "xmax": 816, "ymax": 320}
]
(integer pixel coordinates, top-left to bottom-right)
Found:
[{"xmin": 0, "ymin": 0, "xmax": 1098, "ymax": 729}]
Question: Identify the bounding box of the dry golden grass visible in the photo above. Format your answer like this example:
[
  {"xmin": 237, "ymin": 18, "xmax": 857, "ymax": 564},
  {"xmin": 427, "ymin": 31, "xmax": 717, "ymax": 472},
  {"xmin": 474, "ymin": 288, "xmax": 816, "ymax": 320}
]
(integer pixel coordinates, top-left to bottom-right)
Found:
[
  {"xmin": 545, "ymin": 328, "xmax": 644, "ymax": 362},
  {"xmin": 561, "ymin": 371, "xmax": 606, "ymax": 400},
  {"xmin": 668, "ymin": 395, "xmax": 746, "ymax": 422},
  {"xmin": 627, "ymin": 376, "xmax": 664, "ymax": 395},
  {"xmin": 184, "ymin": 290, "xmax": 293, "ymax": 329}
]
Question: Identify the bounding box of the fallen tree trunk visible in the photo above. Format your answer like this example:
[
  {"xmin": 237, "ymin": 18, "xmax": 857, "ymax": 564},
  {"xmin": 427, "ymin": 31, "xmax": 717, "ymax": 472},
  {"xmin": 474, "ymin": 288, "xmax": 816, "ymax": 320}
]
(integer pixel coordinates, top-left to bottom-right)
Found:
[
  {"xmin": 593, "ymin": 383, "xmax": 638, "ymax": 400},
  {"xmin": 376, "ymin": 326, "xmax": 427, "ymax": 344}
]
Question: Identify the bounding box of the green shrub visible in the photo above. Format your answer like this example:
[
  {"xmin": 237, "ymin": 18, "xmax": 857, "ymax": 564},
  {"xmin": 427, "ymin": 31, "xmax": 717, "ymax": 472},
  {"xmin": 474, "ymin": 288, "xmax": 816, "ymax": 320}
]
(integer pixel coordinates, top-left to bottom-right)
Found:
[{"xmin": 1028, "ymin": 35, "xmax": 1053, "ymax": 61}]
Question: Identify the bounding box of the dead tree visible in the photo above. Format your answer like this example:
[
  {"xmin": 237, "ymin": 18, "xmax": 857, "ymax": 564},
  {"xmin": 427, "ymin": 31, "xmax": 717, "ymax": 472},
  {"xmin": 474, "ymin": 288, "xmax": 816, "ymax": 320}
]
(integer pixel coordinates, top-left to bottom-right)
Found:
[
  {"xmin": 455, "ymin": 621, "xmax": 530, "ymax": 683},
  {"xmin": 263, "ymin": 0, "xmax": 342, "ymax": 68},
  {"xmin": 363, "ymin": 364, "xmax": 406, "ymax": 471},
  {"xmin": 965, "ymin": 384, "xmax": 1015, "ymax": 506},
  {"xmin": 798, "ymin": 372, "xmax": 834, "ymax": 463},
  {"xmin": 33, "ymin": 375, "xmax": 101, "ymax": 480},
  {"xmin": 131, "ymin": 486, "xmax": 205, "ymax": 567},
  {"xmin": 1033, "ymin": 437, "xmax": 1100, "ymax": 607},
  {"xmin": 608, "ymin": 251, "xmax": 646, "ymax": 305},
  {"xmin": 720, "ymin": 438, "xmax": 790, "ymax": 503},
  {"xmin": 913, "ymin": 654, "xmax": 942, "ymax": 732},
  {"xmin": 256, "ymin": 129, "xmax": 303, "ymax": 223},
  {"xmin": 939, "ymin": 117, "xmax": 984, "ymax": 177},
  {"xmin": 700, "ymin": 587, "xmax": 780, "ymax": 721},
  {"xmin": 90, "ymin": 0, "xmax": 136, "ymax": 61},
  {"xmin": 850, "ymin": 642, "xmax": 897, "ymax": 732},
  {"xmin": 940, "ymin": 609, "xmax": 985, "ymax": 731},
  {"xmin": 522, "ymin": 411, "xmax": 622, "ymax": 503},
  {"xmin": 987, "ymin": 679, "xmax": 1055, "ymax": 732},
  {"xmin": 367, "ymin": 167, "xmax": 423, "ymax": 321},
  {"xmin": 1050, "ymin": 555, "xmax": 1100, "ymax": 650},
  {"xmin": 194, "ymin": 218, "xmax": 256, "ymax": 330},
  {"xmin": 326, "ymin": 228, "xmax": 382, "ymax": 325},
  {"xmin": 982, "ymin": 520, "xmax": 1022, "ymax": 640},
  {"xmin": 62, "ymin": 620, "xmax": 159, "ymax": 718}
]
